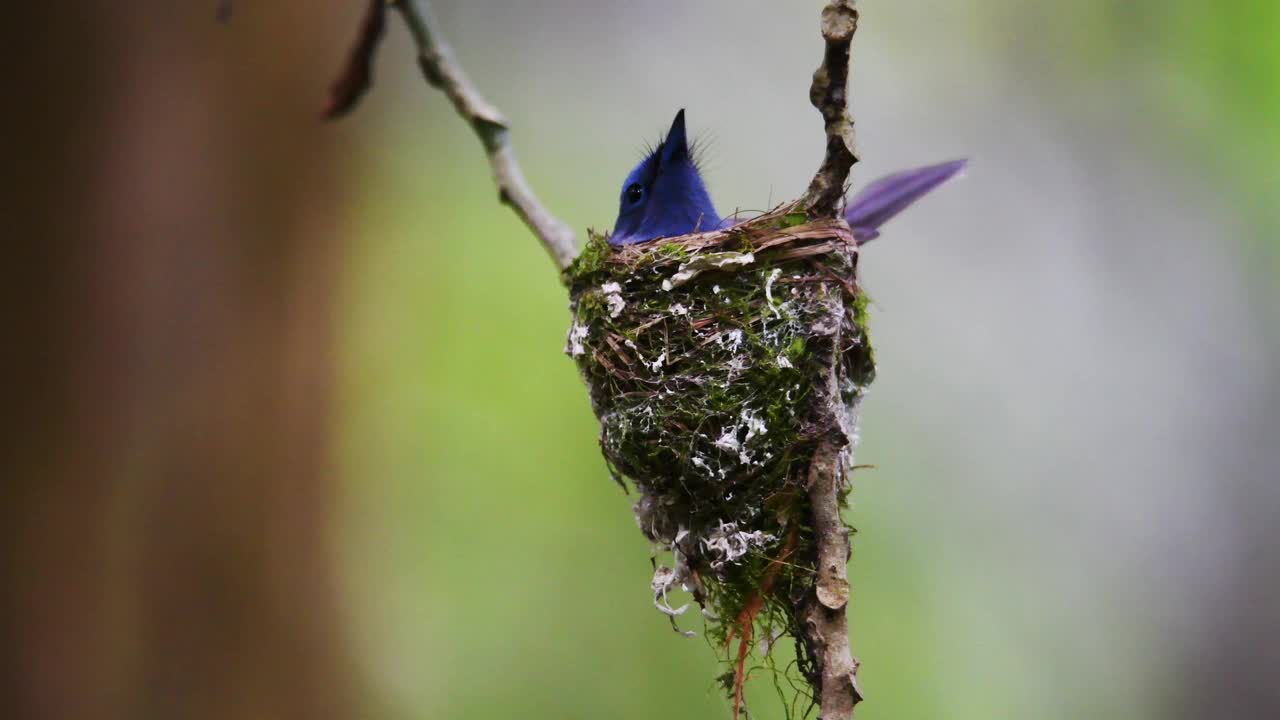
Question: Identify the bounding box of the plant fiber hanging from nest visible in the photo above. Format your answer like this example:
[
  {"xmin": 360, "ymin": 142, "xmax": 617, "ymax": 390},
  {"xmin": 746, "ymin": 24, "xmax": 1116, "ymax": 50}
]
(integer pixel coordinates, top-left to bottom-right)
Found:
[{"xmin": 564, "ymin": 204, "xmax": 873, "ymax": 713}]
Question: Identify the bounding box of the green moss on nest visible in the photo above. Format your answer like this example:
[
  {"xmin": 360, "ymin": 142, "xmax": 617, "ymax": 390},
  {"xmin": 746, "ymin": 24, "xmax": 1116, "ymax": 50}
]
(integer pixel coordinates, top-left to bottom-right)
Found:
[
  {"xmin": 563, "ymin": 230, "xmax": 612, "ymax": 280},
  {"xmin": 565, "ymin": 207, "xmax": 874, "ymax": 710}
]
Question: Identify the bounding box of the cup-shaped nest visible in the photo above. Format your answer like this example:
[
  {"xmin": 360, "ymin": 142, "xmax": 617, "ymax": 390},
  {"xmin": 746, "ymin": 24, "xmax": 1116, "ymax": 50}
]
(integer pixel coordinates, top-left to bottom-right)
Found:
[{"xmin": 563, "ymin": 204, "xmax": 875, "ymax": 678}]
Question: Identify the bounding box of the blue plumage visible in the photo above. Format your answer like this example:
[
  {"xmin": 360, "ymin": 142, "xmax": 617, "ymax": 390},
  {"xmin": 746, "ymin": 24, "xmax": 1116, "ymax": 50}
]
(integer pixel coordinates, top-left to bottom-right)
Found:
[
  {"xmin": 843, "ymin": 159, "xmax": 967, "ymax": 243},
  {"xmin": 609, "ymin": 110, "xmax": 965, "ymax": 247},
  {"xmin": 611, "ymin": 110, "xmax": 721, "ymax": 246}
]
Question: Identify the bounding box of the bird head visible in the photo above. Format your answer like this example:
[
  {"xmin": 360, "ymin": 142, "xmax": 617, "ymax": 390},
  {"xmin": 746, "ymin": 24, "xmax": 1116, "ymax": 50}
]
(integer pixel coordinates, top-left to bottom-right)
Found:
[{"xmin": 610, "ymin": 110, "xmax": 721, "ymax": 246}]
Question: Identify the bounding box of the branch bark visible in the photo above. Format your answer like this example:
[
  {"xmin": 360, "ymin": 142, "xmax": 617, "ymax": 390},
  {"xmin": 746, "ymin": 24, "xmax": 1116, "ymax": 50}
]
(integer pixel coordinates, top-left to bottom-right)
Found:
[
  {"xmin": 804, "ymin": 439, "xmax": 862, "ymax": 719},
  {"xmin": 799, "ymin": 8, "xmax": 863, "ymax": 716},
  {"xmin": 802, "ymin": 1, "xmax": 860, "ymax": 218},
  {"xmin": 391, "ymin": 0, "xmax": 578, "ymax": 270},
  {"xmin": 796, "ymin": 267, "xmax": 865, "ymax": 720},
  {"xmin": 322, "ymin": 0, "xmax": 386, "ymax": 119}
]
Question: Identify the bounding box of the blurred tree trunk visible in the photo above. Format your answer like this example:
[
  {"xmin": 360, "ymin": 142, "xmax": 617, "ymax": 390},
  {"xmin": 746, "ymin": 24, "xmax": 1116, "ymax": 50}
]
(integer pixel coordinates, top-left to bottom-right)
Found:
[{"xmin": 2, "ymin": 4, "xmax": 357, "ymax": 719}]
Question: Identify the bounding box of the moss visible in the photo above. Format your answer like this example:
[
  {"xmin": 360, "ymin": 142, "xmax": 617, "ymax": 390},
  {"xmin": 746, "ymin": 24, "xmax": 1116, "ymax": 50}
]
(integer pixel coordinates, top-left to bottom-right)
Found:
[
  {"xmin": 782, "ymin": 210, "xmax": 808, "ymax": 227},
  {"xmin": 563, "ymin": 229, "xmax": 613, "ymax": 284},
  {"xmin": 658, "ymin": 241, "xmax": 692, "ymax": 262},
  {"xmin": 848, "ymin": 287, "xmax": 877, "ymax": 387},
  {"xmin": 564, "ymin": 207, "xmax": 874, "ymax": 710},
  {"xmin": 573, "ymin": 287, "xmax": 609, "ymax": 323}
]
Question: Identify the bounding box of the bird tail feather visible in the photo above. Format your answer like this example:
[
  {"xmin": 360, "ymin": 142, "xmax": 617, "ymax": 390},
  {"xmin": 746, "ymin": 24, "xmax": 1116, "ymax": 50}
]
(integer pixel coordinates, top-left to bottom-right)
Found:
[{"xmin": 844, "ymin": 159, "xmax": 967, "ymax": 244}]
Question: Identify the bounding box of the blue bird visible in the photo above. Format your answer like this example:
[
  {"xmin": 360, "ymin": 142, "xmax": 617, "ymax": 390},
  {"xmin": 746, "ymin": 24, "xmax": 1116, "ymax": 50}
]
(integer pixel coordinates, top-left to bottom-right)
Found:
[{"xmin": 609, "ymin": 109, "xmax": 966, "ymax": 246}]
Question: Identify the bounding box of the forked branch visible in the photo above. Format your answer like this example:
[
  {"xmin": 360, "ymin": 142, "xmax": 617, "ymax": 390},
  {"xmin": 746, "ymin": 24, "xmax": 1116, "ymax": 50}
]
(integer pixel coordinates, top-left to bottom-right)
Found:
[{"xmin": 326, "ymin": 2, "xmax": 868, "ymax": 717}]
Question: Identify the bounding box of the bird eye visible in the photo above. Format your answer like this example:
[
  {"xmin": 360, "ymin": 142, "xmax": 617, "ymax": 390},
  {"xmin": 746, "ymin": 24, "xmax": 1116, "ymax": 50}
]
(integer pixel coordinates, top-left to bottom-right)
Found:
[{"xmin": 625, "ymin": 183, "xmax": 644, "ymax": 204}]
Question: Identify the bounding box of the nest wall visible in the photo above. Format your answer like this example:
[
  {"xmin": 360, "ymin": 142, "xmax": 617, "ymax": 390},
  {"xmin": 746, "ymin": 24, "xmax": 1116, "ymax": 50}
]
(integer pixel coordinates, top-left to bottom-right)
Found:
[{"xmin": 564, "ymin": 207, "xmax": 874, "ymax": 700}]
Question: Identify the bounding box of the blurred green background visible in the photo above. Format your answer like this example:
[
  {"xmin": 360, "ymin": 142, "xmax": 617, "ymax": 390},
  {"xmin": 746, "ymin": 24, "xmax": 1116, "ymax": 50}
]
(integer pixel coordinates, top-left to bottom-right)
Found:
[
  {"xmin": 7, "ymin": 2, "xmax": 1277, "ymax": 720},
  {"xmin": 336, "ymin": 3, "xmax": 1278, "ymax": 719}
]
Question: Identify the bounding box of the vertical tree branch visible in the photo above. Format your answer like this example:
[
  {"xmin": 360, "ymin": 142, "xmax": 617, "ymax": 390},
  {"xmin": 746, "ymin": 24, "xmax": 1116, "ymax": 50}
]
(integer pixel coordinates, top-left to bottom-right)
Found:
[
  {"xmin": 800, "ymin": 6, "xmax": 863, "ymax": 717},
  {"xmin": 797, "ymin": 273, "xmax": 864, "ymax": 720},
  {"xmin": 802, "ymin": 1, "xmax": 860, "ymax": 218},
  {"xmin": 804, "ymin": 439, "xmax": 862, "ymax": 719},
  {"xmin": 391, "ymin": 0, "xmax": 578, "ymax": 270}
]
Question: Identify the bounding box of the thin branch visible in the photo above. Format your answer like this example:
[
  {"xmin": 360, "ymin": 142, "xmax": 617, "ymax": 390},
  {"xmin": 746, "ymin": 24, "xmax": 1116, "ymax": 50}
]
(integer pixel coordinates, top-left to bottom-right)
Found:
[
  {"xmin": 802, "ymin": 1, "xmax": 860, "ymax": 218},
  {"xmin": 391, "ymin": 0, "xmax": 578, "ymax": 270},
  {"xmin": 799, "ymin": 5, "xmax": 867, "ymax": 700},
  {"xmin": 323, "ymin": 0, "xmax": 387, "ymax": 119},
  {"xmin": 803, "ymin": 438, "xmax": 862, "ymax": 720}
]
